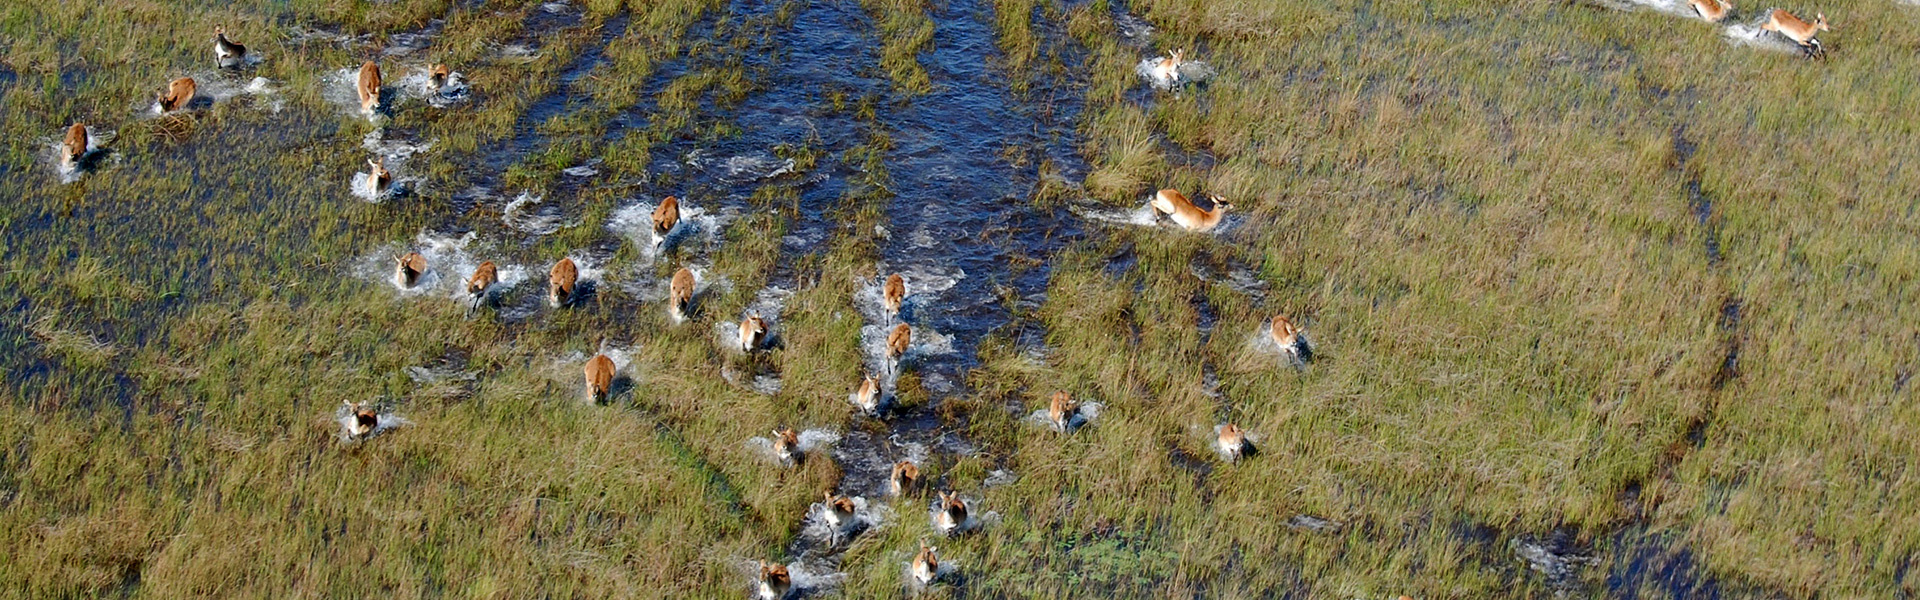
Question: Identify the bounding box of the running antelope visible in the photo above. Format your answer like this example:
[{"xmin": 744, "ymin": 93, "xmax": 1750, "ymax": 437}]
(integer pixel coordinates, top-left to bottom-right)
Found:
[
  {"xmin": 61, "ymin": 123, "xmax": 88, "ymax": 168},
  {"xmin": 852, "ymin": 374, "xmax": 882, "ymax": 415},
  {"xmin": 357, "ymin": 60, "xmax": 383, "ymax": 114},
  {"xmin": 1762, "ymin": 9, "xmax": 1830, "ymax": 59},
  {"xmin": 394, "ymin": 252, "xmax": 427, "ymax": 288},
  {"xmin": 157, "ymin": 77, "xmax": 197, "ymax": 113},
  {"xmin": 549, "ymin": 257, "xmax": 578, "ymax": 307},
  {"xmin": 772, "ymin": 427, "xmax": 801, "ymax": 464},
  {"xmin": 214, "ymin": 25, "xmax": 247, "ymax": 68},
  {"xmin": 465, "ymin": 261, "xmax": 498, "ymax": 315},
  {"xmin": 1047, "ymin": 391, "xmax": 1078, "ymax": 432},
  {"xmin": 1150, "ymin": 188, "xmax": 1232, "ymax": 232},
  {"xmin": 344, "ymin": 400, "xmax": 379, "ymax": 439},
  {"xmin": 757, "ymin": 562, "xmax": 792, "ymax": 600},
  {"xmin": 1271, "ymin": 314, "xmax": 1313, "ymax": 363},
  {"xmin": 366, "ymin": 158, "xmax": 392, "ymax": 197},
  {"xmin": 882, "ymin": 273, "xmax": 906, "ymax": 319},
  {"xmin": 911, "ymin": 543, "xmax": 940, "ymax": 585},
  {"xmin": 428, "ymin": 64, "xmax": 451, "ymax": 94},
  {"xmin": 1217, "ymin": 423, "xmax": 1254, "ymax": 463},
  {"xmin": 890, "ymin": 460, "xmax": 921, "ymax": 497},
  {"xmin": 652, "ymin": 196, "xmax": 681, "ymax": 247},
  {"xmin": 1152, "ymin": 49, "xmax": 1185, "ymax": 85},
  {"xmin": 934, "ymin": 491, "xmax": 968, "ymax": 535},
  {"xmin": 886, "ymin": 323, "xmax": 911, "ymax": 372},
  {"xmin": 584, "ymin": 354, "xmax": 615, "ymax": 403},
  {"xmin": 669, "ymin": 267, "xmax": 695, "ymax": 321},
  {"xmin": 822, "ymin": 490, "xmax": 857, "ymax": 529},
  {"xmin": 739, "ymin": 312, "xmax": 767, "ymax": 352},
  {"xmin": 1689, "ymin": 0, "xmax": 1732, "ymax": 22}
]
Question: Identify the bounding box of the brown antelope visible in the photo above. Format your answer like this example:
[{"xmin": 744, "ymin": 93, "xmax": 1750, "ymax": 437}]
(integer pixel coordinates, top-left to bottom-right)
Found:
[
  {"xmin": 357, "ymin": 60, "xmax": 383, "ymax": 114},
  {"xmin": 465, "ymin": 261, "xmax": 498, "ymax": 315},
  {"xmin": 1047, "ymin": 391, "xmax": 1078, "ymax": 432},
  {"xmin": 911, "ymin": 543, "xmax": 940, "ymax": 585},
  {"xmin": 394, "ymin": 252, "xmax": 427, "ymax": 288},
  {"xmin": 889, "ymin": 460, "xmax": 920, "ymax": 497},
  {"xmin": 61, "ymin": 123, "xmax": 88, "ymax": 167},
  {"xmin": 772, "ymin": 427, "xmax": 801, "ymax": 464},
  {"xmin": 549, "ymin": 257, "xmax": 578, "ymax": 307},
  {"xmin": 366, "ymin": 158, "xmax": 392, "ymax": 197},
  {"xmin": 428, "ymin": 64, "xmax": 451, "ymax": 94},
  {"xmin": 1271, "ymin": 314, "xmax": 1313, "ymax": 362},
  {"xmin": 1150, "ymin": 188, "xmax": 1232, "ymax": 232},
  {"xmin": 1217, "ymin": 423, "xmax": 1253, "ymax": 463},
  {"xmin": 934, "ymin": 491, "xmax": 968, "ymax": 535},
  {"xmin": 669, "ymin": 267, "xmax": 695, "ymax": 320},
  {"xmin": 739, "ymin": 312, "xmax": 767, "ymax": 352},
  {"xmin": 757, "ymin": 562, "xmax": 791, "ymax": 600},
  {"xmin": 852, "ymin": 374, "xmax": 882, "ymax": 415},
  {"xmin": 1152, "ymin": 48, "xmax": 1185, "ymax": 84},
  {"xmin": 1689, "ymin": 0, "xmax": 1731, "ymax": 22},
  {"xmin": 652, "ymin": 196, "xmax": 681, "ymax": 245},
  {"xmin": 886, "ymin": 323, "xmax": 911, "ymax": 371},
  {"xmin": 1761, "ymin": 9, "xmax": 1829, "ymax": 59},
  {"xmin": 822, "ymin": 490, "xmax": 857, "ymax": 529},
  {"xmin": 882, "ymin": 273, "xmax": 906, "ymax": 318},
  {"xmin": 344, "ymin": 400, "xmax": 379, "ymax": 438},
  {"xmin": 157, "ymin": 77, "xmax": 197, "ymax": 113},
  {"xmin": 214, "ymin": 25, "xmax": 247, "ymax": 68},
  {"xmin": 584, "ymin": 354, "xmax": 615, "ymax": 403}
]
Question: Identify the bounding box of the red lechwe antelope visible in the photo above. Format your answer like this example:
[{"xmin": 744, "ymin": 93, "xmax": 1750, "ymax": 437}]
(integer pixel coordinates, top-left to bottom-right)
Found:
[
  {"xmin": 772, "ymin": 427, "xmax": 801, "ymax": 464},
  {"xmin": 1217, "ymin": 423, "xmax": 1254, "ymax": 463},
  {"xmin": 852, "ymin": 374, "xmax": 882, "ymax": 415},
  {"xmin": 583, "ymin": 354, "xmax": 615, "ymax": 403},
  {"xmin": 757, "ymin": 562, "xmax": 791, "ymax": 600},
  {"xmin": 366, "ymin": 158, "xmax": 392, "ymax": 197},
  {"xmin": 344, "ymin": 400, "xmax": 379, "ymax": 439},
  {"xmin": 669, "ymin": 267, "xmax": 695, "ymax": 321},
  {"xmin": 1047, "ymin": 391, "xmax": 1078, "ymax": 432},
  {"xmin": 1689, "ymin": 0, "xmax": 1731, "ymax": 22},
  {"xmin": 652, "ymin": 196, "xmax": 681, "ymax": 248},
  {"xmin": 465, "ymin": 261, "xmax": 498, "ymax": 315},
  {"xmin": 822, "ymin": 490, "xmax": 857, "ymax": 531},
  {"xmin": 61, "ymin": 123, "xmax": 89, "ymax": 168},
  {"xmin": 885, "ymin": 323, "xmax": 911, "ymax": 373},
  {"xmin": 357, "ymin": 60, "xmax": 383, "ymax": 114},
  {"xmin": 549, "ymin": 257, "xmax": 578, "ymax": 307},
  {"xmin": 739, "ymin": 312, "xmax": 768, "ymax": 352},
  {"xmin": 157, "ymin": 77, "xmax": 197, "ymax": 113},
  {"xmin": 1761, "ymin": 9, "xmax": 1830, "ymax": 59},
  {"xmin": 1270, "ymin": 314, "xmax": 1313, "ymax": 363},
  {"xmin": 934, "ymin": 491, "xmax": 968, "ymax": 535},
  {"xmin": 428, "ymin": 64, "xmax": 451, "ymax": 95},
  {"xmin": 394, "ymin": 252, "xmax": 427, "ymax": 288},
  {"xmin": 911, "ymin": 543, "xmax": 940, "ymax": 585},
  {"xmin": 1150, "ymin": 188, "xmax": 1232, "ymax": 232},
  {"xmin": 890, "ymin": 460, "xmax": 920, "ymax": 497},
  {"xmin": 214, "ymin": 25, "xmax": 247, "ymax": 68},
  {"xmin": 1152, "ymin": 48, "xmax": 1185, "ymax": 85},
  {"xmin": 882, "ymin": 273, "xmax": 906, "ymax": 319}
]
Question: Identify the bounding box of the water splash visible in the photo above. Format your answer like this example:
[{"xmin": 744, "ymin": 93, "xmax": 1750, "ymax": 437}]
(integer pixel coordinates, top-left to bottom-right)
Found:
[
  {"xmin": 1135, "ymin": 56, "xmax": 1215, "ymax": 89},
  {"xmin": 606, "ymin": 197, "xmax": 735, "ymax": 262},
  {"xmin": 744, "ymin": 428, "xmax": 842, "ymax": 466},
  {"xmin": 503, "ymin": 192, "xmax": 569, "ymax": 235},
  {"xmin": 335, "ymin": 403, "xmax": 410, "ymax": 442},
  {"xmin": 1024, "ymin": 400, "xmax": 1104, "ymax": 433},
  {"xmin": 42, "ymin": 125, "xmax": 115, "ymax": 183}
]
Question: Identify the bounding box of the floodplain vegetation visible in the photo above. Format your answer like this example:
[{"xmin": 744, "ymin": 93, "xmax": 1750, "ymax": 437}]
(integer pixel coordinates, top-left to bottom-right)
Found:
[{"xmin": 2, "ymin": 0, "xmax": 1916, "ymax": 597}]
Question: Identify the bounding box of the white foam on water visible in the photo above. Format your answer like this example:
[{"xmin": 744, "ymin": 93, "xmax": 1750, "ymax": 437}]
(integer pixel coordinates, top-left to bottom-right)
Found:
[
  {"xmin": 1245, "ymin": 324, "xmax": 1312, "ymax": 368},
  {"xmin": 713, "ymin": 286, "xmax": 793, "ymax": 353},
  {"xmin": 335, "ymin": 404, "xmax": 409, "ymax": 442},
  {"xmin": 982, "ymin": 468, "xmax": 1018, "ymax": 488},
  {"xmin": 323, "ymin": 66, "xmax": 393, "ymax": 122},
  {"xmin": 349, "ymin": 169, "xmax": 416, "ymax": 203},
  {"xmin": 729, "ymin": 557, "xmax": 845, "ymax": 599},
  {"xmin": 606, "ymin": 197, "xmax": 734, "ymax": 262},
  {"xmin": 352, "ymin": 232, "xmax": 533, "ymax": 303},
  {"xmin": 618, "ymin": 265, "xmax": 730, "ymax": 319},
  {"xmin": 859, "ymin": 323, "xmax": 955, "ymax": 380},
  {"xmin": 42, "ymin": 126, "xmax": 115, "ymax": 183},
  {"xmin": 563, "ymin": 159, "xmax": 601, "ymax": 177},
  {"xmin": 1724, "ymin": 22, "xmax": 1805, "ymax": 53},
  {"xmin": 852, "ymin": 266, "xmax": 962, "ymax": 325},
  {"xmin": 503, "ymin": 192, "xmax": 569, "ymax": 235},
  {"xmin": 391, "ymin": 65, "xmax": 473, "ymax": 107},
  {"xmin": 684, "ymin": 149, "xmax": 798, "ymax": 183},
  {"xmin": 362, "ymin": 129, "xmax": 435, "ymax": 162},
  {"xmin": 1136, "ymin": 57, "xmax": 1214, "ymax": 89},
  {"xmin": 1070, "ymin": 201, "xmax": 1160, "ymax": 227},
  {"xmin": 801, "ymin": 495, "xmax": 891, "ymax": 545},
  {"xmin": 744, "ymin": 428, "xmax": 841, "ymax": 465},
  {"xmin": 1025, "ymin": 401, "xmax": 1104, "ymax": 433}
]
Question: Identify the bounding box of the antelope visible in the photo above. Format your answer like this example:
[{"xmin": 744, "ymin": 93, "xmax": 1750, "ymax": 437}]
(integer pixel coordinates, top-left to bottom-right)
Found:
[
  {"xmin": 61, "ymin": 123, "xmax": 88, "ymax": 168},
  {"xmin": 1761, "ymin": 9, "xmax": 1829, "ymax": 59},
  {"xmin": 740, "ymin": 312, "xmax": 768, "ymax": 352},
  {"xmin": 652, "ymin": 196, "xmax": 681, "ymax": 247},
  {"xmin": 1047, "ymin": 391, "xmax": 1078, "ymax": 432},
  {"xmin": 344, "ymin": 400, "xmax": 379, "ymax": 438},
  {"xmin": 1152, "ymin": 48, "xmax": 1185, "ymax": 85},
  {"xmin": 465, "ymin": 261, "xmax": 498, "ymax": 315},
  {"xmin": 852, "ymin": 374, "xmax": 882, "ymax": 415},
  {"xmin": 822, "ymin": 490, "xmax": 857, "ymax": 529},
  {"xmin": 394, "ymin": 252, "xmax": 427, "ymax": 288},
  {"xmin": 911, "ymin": 543, "xmax": 940, "ymax": 585},
  {"xmin": 934, "ymin": 491, "xmax": 968, "ymax": 535},
  {"xmin": 772, "ymin": 427, "xmax": 801, "ymax": 464},
  {"xmin": 882, "ymin": 273, "xmax": 906, "ymax": 319},
  {"xmin": 357, "ymin": 60, "xmax": 383, "ymax": 114},
  {"xmin": 1271, "ymin": 314, "xmax": 1313, "ymax": 362},
  {"xmin": 584, "ymin": 354, "xmax": 615, "ymax": 403},
  {"xmin": 428, "ymin": 64, "xmax": 451, "ymax": 94},
  {"xmin": 214, "ymin": 25, "xmax": 247, "ymax": 68},
  {"xmin": 669, "ymin": 267, "xmax": 695, "ymax": 321},
  {"xmin": 157, "ymin": 77, "xmax": 197, "ymax": 113},
  {"xmin": 757, "ymin": 562, "xmax": 792, "ymax": 600},
  {"xmin": 1689, "ymin": 0, "xmax": 1731, "ymax": 22},
  {"xmin": 366, "ymin": 158, "xmax": 392, "ymax": 197},
  {"xmin": 886, "ymin": 323, "xmax": 911, "ymax": 372},
  {"xmin": 549, "ymin": 257, "xmax": 578, "ymax": 307},
  {"xmin": 1217, "ymin": 423, "xmax": 1254, "ymax": 463},
  {"xmin": 1150, "ymin": 188, "xmax": 1232, "ymax": 232},
  {"xmin": 889, "ymin": 460, "xmax": 920, "ymax": 497}
]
